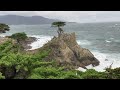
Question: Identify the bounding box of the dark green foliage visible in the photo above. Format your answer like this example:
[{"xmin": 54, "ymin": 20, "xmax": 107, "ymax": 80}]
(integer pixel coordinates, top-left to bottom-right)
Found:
[
  {"xmin": 52, "ymin": 21, "xmax": 66, "ymax": 27},
  {"xmin": 80, "ymin": 69, "xmax": 107, "ymax": 79},
  {"xmin": 31, "ymin": 49, "xmax": 51, "ymax": 61},
  {"xmin": 0, "ymin": 53, "xmax": 31, "ymax": 79},
  {"xmin": 0, "ymin": 23, "xmax": 10, "ymax": 33},
  {"xmin": 29, "ymin": 67, "xmax": 60, "ymax": 79},
  {"xmin": 10, "ymin": 32, "xmax": 28, "ymax": 44},
  {"xmin": 105, "ymin": 67, "xmax": 120, "ymax": 79},
  {"xmin": 0, "ymin": 40, "xmax": 23, "ymax": 54},
  {"xmin": 59, "ymin": 70, "xmax": 82, "ymax": 79},
  {"xmin": 0, "ymin": 72, "xmax": 5, "ymax": 79},
  {"xmin": 28, "ymin": 66, "xmax": 80, "ymax": 79},
  {"xmin": 0, "ymin": 40, "xmax": 52, "ymax": 79}
]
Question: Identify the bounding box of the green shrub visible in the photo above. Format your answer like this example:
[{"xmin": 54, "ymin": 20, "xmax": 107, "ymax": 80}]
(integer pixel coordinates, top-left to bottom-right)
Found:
[
  {"xmin": 0, "ymin": 23, "xmax": 10, "ymax": 33},
  {"xmin": 0, "ymin": 40, "xmax": 23, "ymax": 54},
  {"xmin": 28, "ymin": 73, "xmax": 44, "ymax": 79},
  {"xmin": 31, "ymin": 49, "xmax": 51, "ymax": 61},
  {"xmin": 0, "ymin": 40, "xmax": 52, "ymax": 79},
  {"xmin": 10, "ymin": 32, "xmax": 28, "ymax": 44},
  {"xmin": 105, "ymin": 67, "xmax": 120, "ymax": 79},
  {"xmin": 0, "ymin": 72, "xmax": 5, "ymax": 79},
  {"xmin": 29, "ymin": 67, "xmax": 60, "ymax": 78},
  {"xmin": 61, "ymin": 71, "xmax": 82, "ymax": 79},
  {"xmin": 80, "ymin": 69, "xmax": 107, "ymax": 79}
]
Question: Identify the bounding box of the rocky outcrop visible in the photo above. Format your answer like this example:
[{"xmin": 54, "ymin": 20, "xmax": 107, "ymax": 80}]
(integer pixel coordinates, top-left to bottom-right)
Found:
[
  {"xmin": 3, "ymin": 36, "xmax": 37, "ymax": 50},
  {"xmin": 39, "ymin": 33, "xmax": 100, "ymax": 69},
  {"xmin": 20, "ymin": 37, "xmax": 37, "ymax": 50}
]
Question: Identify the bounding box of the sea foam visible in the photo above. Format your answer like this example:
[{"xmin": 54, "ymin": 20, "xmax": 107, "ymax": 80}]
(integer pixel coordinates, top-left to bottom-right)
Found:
[
  {"xmin": 78, "ymin": 51, "xmax": 120, "ymax": 72},
  {"xmin": 77, "ymin": 40, "xmax": 91, "ymax": 45},
  {"xmin": 28, "ymin": 35, "xmax": 52, "ymax": 50},
  {"xmin": 0, "ymin": 35, "xmax": 6, "ymax": 37}
]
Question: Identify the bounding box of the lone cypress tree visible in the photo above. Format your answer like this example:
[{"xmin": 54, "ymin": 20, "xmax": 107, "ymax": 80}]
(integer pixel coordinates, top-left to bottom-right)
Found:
[{"xmin": 52, "ymin": 21, "xmax": 66, "ymax": 37}]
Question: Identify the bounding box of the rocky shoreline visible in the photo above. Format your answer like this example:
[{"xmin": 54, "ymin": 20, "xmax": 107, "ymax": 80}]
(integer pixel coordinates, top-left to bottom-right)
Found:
[
  {"xmin": 21, "ymin": 37, "xmax": 37, "ymax": 50},
  {"xmin": 0, "ymin": 33, "xmax": 100, "ymax": 69},
  {"xmin": 0, "ymin": 36, "xmax": 37, "ymax": 50}
]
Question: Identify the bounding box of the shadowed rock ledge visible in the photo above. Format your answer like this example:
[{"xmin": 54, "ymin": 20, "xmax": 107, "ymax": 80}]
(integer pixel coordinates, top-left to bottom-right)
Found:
[{"xmin": 38, "ymin": 32, "xmax": 100, "ymax": 69}]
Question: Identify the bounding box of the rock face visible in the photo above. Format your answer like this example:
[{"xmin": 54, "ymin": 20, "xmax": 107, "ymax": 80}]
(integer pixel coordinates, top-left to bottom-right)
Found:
[
  {"xmin": 20, "ymin": 37, "xmax": 37, "ymax": 50},
  {"xmin": 40, "ymin": 33, "xmax": 100, "ymax": 69}
]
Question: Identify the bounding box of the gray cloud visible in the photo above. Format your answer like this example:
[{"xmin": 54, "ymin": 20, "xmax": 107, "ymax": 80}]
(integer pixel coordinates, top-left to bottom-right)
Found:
[{"xmin": 0, "ymin": 11, "xmax": 120, "ymax": 23}]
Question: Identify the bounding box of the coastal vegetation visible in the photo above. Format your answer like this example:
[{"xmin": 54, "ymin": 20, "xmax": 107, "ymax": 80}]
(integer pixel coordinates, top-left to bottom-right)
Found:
[
  {"xmin": 10, "ymin": 32, "xmax": 28, "ymax": 44},
  {"xmin": 0, "ymin": 23, "xmax": 10, "ymax": 33},
  {"xmin": 0, "ymin": 23, "xmax": 120, "ymax": 79}
]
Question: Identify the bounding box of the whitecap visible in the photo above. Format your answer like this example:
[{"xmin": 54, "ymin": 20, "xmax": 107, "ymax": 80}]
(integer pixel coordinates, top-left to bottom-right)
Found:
[
  {"xmin": 77, "ymin": 67, "xmax": 86, "ymax": 72},
  {"xmin": 84, "ymin": 51, "xmax": 120, "ymax": 72},
  {"xmin": 105, "ymin": 40, "xmax": 112, "ymax": 43},
  {"xmin": 77, "ymin": 50, "xmax": 120, "ymax": 72},
  {"xmin": 27, "ymin": 35, "xmax": 53, "ymax": 50},
  {"xmin": 0, "ymin": 35, "xmax": 6, "ymax": 37},
  {"xmin": 77, "ymin": 40, "xmax": 91, "ymax": 45}
]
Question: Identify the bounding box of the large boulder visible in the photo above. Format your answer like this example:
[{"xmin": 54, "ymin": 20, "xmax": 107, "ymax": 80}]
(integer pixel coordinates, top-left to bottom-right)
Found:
[{"xmin": 39, "ymin": 32, "xmax": 100, "ymax": 69}]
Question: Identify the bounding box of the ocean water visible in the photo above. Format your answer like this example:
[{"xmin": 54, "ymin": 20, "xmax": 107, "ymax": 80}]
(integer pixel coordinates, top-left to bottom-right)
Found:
[{"xmin": 1, "ymin": 22, "xmax": 120, "ymax": 72}]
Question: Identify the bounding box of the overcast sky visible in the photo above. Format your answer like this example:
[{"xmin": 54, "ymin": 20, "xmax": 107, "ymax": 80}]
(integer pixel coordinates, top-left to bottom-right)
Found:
[{"xmin": 0, "ymin": 11, "xmax": 120, "ymax": 23}]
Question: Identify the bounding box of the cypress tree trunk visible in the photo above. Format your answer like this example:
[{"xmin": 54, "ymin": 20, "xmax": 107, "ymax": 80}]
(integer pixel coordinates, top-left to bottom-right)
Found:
[{"xmin": 57, "ymin": 26, "xmax": 60, "ymax": 37}]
